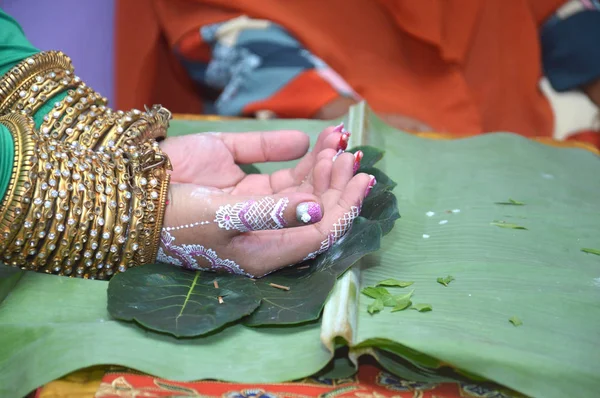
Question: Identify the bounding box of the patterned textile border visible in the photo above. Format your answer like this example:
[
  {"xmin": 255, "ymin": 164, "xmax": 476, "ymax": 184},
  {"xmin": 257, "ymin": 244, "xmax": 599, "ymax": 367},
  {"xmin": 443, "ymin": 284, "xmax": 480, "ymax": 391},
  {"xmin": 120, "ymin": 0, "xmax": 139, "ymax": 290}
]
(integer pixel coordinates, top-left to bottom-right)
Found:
[{"xmin": 36, "ymin": 364, "xmax": 525, "ymax": 398}]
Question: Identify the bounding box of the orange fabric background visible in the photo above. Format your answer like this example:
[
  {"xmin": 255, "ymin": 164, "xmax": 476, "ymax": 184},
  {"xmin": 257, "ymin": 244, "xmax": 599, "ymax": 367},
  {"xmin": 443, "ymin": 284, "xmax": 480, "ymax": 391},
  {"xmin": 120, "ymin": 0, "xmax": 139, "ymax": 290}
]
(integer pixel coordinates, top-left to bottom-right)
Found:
[{"xmin": 115, "ymin": 0, "xmax": 567, "ymax": 139}]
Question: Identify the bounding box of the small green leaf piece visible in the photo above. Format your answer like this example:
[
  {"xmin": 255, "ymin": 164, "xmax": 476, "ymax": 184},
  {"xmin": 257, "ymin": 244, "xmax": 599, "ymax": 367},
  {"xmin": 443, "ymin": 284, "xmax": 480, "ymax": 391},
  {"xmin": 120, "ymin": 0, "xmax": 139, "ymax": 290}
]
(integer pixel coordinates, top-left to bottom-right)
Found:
[
  {"xmin": 581, "ymin": 248, "xmax": 600, "ymax": 256},
  {"xmin": 361, "ymin": 286, "xmax": 391, "ymax": 300},
  {"xmin": 412, "ymin": 303, "xmax": 433, "ymax": 312},
  {"xmin": 509, "ymin": 316, "xmax": 523, "ymax": 327},
  {"xmin": 495, "ymin": 198, "xmax": 525, "ymax": 206},
  {"xmin": 491, "ymin": 221, "xmax": 528, "ymax": 230},
  {"xmin": 368, "ymin": 298, "xmax": 384, "ymax": 314},
  {"xmin": 390, "ymin": 291, "xmax": 414, "ymax": 312},
  {"xmin": 391, "ymin": 299, "xmax": 412, "ymax": 312},
  {"xmin": 437, "ymin": 275, "xmax": 455, "ymax": 287},
  {"xmin": 376, "ymin": 279, "xmax": 414, "ymax": 288}
]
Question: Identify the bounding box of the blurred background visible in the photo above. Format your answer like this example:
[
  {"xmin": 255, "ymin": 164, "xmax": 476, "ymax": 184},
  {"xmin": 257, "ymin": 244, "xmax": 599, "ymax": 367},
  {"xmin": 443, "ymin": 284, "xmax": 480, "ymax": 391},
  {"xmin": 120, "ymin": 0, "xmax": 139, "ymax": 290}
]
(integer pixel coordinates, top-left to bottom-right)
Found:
[{"xmin": 2, "ymin": 0, "xmax": 596, "ymax": 140}]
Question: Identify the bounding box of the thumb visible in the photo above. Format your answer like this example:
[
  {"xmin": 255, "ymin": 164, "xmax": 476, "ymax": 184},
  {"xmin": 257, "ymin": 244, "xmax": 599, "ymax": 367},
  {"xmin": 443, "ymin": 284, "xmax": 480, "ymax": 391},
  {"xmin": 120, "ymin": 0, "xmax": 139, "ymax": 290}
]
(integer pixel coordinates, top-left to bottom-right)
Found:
[{"xmin": 165, "ymin": 184, "xmax": 324, "ymax": 237}]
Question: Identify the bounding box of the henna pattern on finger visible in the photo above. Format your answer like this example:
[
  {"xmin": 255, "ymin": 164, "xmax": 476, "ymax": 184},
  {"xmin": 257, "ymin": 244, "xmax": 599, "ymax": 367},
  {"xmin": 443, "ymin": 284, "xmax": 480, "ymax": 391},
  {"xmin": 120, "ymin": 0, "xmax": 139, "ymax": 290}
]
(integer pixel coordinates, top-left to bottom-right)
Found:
[
  {"xmin": 303, "ymin": 205, "xmax": 361, "ymax": 261},
  {"xmin": 215, "ymin": 197, "xmax": 289, "ymax": 232}
]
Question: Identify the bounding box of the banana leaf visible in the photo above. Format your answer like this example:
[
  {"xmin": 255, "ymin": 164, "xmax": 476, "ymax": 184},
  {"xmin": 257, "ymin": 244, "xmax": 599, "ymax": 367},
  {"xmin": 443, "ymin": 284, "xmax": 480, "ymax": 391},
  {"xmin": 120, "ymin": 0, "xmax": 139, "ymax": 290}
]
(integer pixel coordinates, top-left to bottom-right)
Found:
[{"xmin": 1, "ymin": 103, "xmax": 600, "ymax": 398}]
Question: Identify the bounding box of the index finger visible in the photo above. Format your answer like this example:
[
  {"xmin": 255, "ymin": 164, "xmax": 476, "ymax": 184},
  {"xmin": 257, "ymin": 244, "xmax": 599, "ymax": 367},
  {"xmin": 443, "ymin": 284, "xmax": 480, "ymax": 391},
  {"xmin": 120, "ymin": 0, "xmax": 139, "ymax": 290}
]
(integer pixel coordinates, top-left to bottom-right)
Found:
[{"xmin": 219, "ymin": 130, "xmax": 310, "ymax": 164}]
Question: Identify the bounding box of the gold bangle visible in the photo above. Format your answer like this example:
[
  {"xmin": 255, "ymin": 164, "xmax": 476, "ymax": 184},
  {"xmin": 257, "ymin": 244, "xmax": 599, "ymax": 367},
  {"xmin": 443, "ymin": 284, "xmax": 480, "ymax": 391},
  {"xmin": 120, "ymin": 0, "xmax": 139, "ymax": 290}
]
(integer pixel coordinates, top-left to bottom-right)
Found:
[
  {"xmin": 0, "ymin": 51, "xmax": 74, "ymax": 113},
  {"xmin": 0, "ymin": 113, "xmax": 37, "ymax": 262},
  {"xmin": 131, "ymin": 141, "xmax": 172, "ymax": 267}
]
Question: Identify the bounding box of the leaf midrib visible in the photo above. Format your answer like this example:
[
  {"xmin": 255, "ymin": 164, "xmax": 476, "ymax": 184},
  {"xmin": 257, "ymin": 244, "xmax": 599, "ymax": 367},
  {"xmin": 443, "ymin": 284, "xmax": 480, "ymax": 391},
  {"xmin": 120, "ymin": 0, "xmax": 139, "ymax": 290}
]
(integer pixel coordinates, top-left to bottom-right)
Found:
[{"xmin": 176, "ymin": 272, "xmax": 200, "ymax": 327}]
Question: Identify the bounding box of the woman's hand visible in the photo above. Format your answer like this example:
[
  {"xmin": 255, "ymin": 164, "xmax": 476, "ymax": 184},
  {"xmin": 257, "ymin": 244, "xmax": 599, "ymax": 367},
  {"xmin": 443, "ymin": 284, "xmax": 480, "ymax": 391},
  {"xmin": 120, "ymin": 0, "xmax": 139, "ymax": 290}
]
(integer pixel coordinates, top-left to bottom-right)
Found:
[
  {"xmin": 160, "ymin": 124, "xmax": 350, "ymax": 195},
  {"xmin": 157, "ymin": 126, "xmax": 375, "ymax": 277}
]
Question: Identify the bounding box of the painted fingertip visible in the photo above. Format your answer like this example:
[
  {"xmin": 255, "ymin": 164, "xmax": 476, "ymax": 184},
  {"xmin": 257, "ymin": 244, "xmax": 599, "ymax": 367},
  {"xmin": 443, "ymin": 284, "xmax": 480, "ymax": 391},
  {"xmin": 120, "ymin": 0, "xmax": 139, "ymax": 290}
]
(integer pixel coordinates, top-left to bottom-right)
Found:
[
  {"xmin": 353, "ymin": 150, "xmax": 363, "ymax": 174},
  {"xmin": 337, "ymin": 133, "xmax": 350, "ymax": 151},
  {"xmin": 333, "ymin": 122, "xmax": 345, "ymax": 133},
  {"xmin": 332, "ymin": 149, "xmax": 344, "ymax": 162},
  {"xmin": 365, "ymin": 174, "xmax": 377, "ymax": 197},
  {"xmin": 296, "ymin": 202, "xmax": 323, "ymax": 224}
]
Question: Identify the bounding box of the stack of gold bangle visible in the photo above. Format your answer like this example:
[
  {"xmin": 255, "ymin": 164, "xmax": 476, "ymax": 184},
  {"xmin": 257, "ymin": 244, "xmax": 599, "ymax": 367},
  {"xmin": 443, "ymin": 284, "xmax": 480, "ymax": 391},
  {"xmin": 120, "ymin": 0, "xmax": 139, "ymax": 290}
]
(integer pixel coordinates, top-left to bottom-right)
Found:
[{"xmin": 0, "ymin": 51, "xmax": 172, "ymax": 280}]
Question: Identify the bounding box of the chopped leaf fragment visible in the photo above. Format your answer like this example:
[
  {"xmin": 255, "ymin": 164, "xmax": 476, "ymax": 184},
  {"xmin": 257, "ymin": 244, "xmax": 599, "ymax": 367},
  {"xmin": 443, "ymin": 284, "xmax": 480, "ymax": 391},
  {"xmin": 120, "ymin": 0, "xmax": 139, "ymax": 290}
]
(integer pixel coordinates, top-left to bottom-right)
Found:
[
  {"xmin": 390, "ymin": 291, "xmax": 413, "ymax": 312},
  {"xmin": 367, "ymin": 298, "xmax": 384, "ymax": 314},
  {"xmin": 361, "ymin": 286, "xmax": 390, "ymax": 300},
  {"xmin": 362, "ymin": 286, "xmax": 415, "ymax": 312},
  {"xmin": 581, "ymin": 248, "xmax": 600, "ymax": 256},
  {"xmin": 412, "ymin": 303, "xmax": 432, "ymax": 312},
  {"xmin": 495, "ymin": 198, "xmax": 525, "ymax": 206},
  {"xmin": 491, "ymin": 221, "xmax": 528, "ymax": 230},
  {"xmin": 437, "ymin": 275, "xmax": 455, "ymax": 287},
  {"xmin": 376, "ymin": 279, "xmax": 414, "ymax": 288},
  {"xmin": 509, "ymin": 316, "xmax": 523, "ymax": 327}
]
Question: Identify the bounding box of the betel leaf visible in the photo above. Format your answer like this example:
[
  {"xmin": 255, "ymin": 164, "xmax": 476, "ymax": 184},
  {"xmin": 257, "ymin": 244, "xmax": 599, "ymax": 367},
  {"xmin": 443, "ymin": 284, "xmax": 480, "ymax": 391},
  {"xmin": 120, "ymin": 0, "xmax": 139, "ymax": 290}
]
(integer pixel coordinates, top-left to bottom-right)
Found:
[
  {"xmin": 412, "ymin": 303, "xmax": 432, "ymax": 312},
  {"xmin": 349, "ymin": 146, "xmax": 384, "ymax": 169},
  {"xmin": 495, "ymin": 198, "xmax": 525, "ymax": 206},
  {"xmin": 376, "ymin": 279, "xmax": 414, "ymax": 288},
  {"xmin": 107, "ymin": 264, "xmax": 262, "ymax": 337},
  {"xmin": 437, "ymin": 275, "xmax": 455, "ymax": 287},
  {"xmin": 509, "ymin": 316, "xmax": 523, "ymax": 327},
  {"xmin": 490, "ymin": 221, "xmax": 528, "ymax": 230},
  {"xmin": 368, "ymin": 298, "xmax": 384, "ymax": 314},
  {"xmin": 581, "ymin": 248, "xmax": 600, "ymax": 256}
]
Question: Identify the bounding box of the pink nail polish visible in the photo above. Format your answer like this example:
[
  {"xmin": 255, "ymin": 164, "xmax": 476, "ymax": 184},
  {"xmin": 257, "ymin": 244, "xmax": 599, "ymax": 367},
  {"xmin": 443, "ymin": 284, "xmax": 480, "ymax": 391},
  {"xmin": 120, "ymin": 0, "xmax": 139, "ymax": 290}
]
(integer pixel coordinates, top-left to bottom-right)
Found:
[
  {"xmin": 337, "ymin": 133, "xmax": 349, "ymax": 151},
  {"xmin": 296, "ymin": 202, "xmax": 323, "ymax": 224},
  {"xmin": 365, "ymin": 175, "xmax": 377, "ymax": 196},
  {"xmin": 333, "ymin": 122, "xmax": 345, "ymax": 133},
  {"xmin": 353, "ymin": 150, "xmax": 363, "ymax": 174}
]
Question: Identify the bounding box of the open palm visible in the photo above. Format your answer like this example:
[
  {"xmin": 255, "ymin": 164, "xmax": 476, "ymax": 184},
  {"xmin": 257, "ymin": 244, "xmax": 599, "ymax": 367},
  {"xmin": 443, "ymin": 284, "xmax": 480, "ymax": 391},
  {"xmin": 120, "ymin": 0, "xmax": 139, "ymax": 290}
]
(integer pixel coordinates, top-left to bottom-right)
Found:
[{"xmin": 159, "ymin": 125, "xmax": 349, "ymax": 195}]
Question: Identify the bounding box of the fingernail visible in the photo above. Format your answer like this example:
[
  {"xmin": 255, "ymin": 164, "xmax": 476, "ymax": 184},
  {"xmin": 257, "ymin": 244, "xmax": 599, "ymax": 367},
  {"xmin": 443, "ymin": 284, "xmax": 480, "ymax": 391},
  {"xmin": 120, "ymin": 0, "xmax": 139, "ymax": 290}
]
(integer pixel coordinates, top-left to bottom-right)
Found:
[
  {"xmin": 332, "ymin": 149, "xmax": 344, "ymax": 161},
  {"xmin": 337, "ymin": 133, "xmax": 349, "ymax": 151},
  {"xmin": 333, "ymin": 122, "xmax": 345, "ymax": 133},
  {"xmin": 296, "ymin": 202, "xmax": 323, "ymax": 224},
  {"xmin": 365, "ymin": 175, "xmax": 377, "ymax": 196},
  {"xmin": 353, "ymin": 150, "xmax": 363, "ymax": 174}
]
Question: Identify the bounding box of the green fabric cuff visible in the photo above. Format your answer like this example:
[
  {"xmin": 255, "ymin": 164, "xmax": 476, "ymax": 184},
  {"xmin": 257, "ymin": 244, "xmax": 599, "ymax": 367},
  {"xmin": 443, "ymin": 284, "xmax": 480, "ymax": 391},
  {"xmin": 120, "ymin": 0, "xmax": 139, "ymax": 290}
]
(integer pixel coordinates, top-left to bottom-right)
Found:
[
  {"xmin": 0, "ymin": 124, "xmax": 15, "ymax": 201},
  {"xmin": 0, "ymin": 10, "xmax": 39, "ymax": 76}
]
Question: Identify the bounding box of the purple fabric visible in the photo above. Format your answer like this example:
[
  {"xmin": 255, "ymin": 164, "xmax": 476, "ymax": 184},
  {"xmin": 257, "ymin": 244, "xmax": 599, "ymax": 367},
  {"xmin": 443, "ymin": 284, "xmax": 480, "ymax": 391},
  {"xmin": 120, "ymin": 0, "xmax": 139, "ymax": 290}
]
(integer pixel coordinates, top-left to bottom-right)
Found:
[{"xmin": 1, "ymin": 0, "xmax": 115, "ymax": 103}]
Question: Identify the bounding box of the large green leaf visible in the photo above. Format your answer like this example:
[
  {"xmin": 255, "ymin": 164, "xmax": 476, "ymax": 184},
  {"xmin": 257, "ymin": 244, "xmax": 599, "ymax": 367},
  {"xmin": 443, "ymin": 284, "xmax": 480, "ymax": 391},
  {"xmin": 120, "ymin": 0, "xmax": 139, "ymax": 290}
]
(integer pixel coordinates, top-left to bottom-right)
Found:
[
  {"xmin": 108, "ymin": 266, "xmax": 262, "ymax": 337},
  {"xmin": 349, "ymin": 105, "xmax": 600, "ymax": 397},
  {"xmin": 2, "ymin": 104, "xmax": 600, "ymax": 398}
]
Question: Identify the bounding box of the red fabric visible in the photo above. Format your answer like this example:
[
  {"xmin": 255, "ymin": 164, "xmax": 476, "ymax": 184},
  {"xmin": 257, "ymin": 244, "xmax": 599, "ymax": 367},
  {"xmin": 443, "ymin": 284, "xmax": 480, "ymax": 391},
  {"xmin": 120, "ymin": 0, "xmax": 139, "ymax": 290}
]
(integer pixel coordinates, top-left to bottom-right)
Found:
[
  {"xmin": 242, "ymin": 70, "xmax": 340, "ymax": 118},
  {"xmin": 95, "ymin": 363, "xmax": 517, "ymax": 397},
  {"xmin": 566, "ymin": 130, "xmax": 600, "ymax": 149}
]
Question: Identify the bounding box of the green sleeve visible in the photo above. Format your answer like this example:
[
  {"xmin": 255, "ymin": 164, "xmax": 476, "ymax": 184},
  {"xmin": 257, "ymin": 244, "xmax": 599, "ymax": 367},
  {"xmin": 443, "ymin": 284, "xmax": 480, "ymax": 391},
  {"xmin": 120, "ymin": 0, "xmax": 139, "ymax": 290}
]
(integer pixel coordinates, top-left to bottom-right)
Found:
[
  {"xmin": 0, "ymin": 9, "xmax": 39, "ymax": 76},
  {"xmin": 0, "ymin": 9, "xmax": 68, "ymax": 201}
]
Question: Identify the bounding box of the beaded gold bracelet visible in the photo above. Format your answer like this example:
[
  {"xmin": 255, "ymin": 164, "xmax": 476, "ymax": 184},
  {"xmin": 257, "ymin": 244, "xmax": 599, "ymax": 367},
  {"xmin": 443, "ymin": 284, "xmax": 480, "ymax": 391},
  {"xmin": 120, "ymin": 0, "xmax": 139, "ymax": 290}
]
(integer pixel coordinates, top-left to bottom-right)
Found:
[{"xmin": 0, "ymin": 113, "xmax": 37, "ymax": 259}]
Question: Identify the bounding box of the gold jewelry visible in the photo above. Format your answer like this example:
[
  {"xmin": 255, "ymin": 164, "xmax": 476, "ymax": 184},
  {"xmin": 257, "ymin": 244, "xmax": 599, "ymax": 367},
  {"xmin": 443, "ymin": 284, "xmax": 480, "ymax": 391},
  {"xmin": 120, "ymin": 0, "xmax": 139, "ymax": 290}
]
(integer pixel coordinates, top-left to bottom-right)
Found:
[
  {"xmin": 0, "ymin": 51, "xmax": 74, "ymax": 113},
  {"xmin": 0, "ymin": 113, "xmax": 37, "ymax": 262}
]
